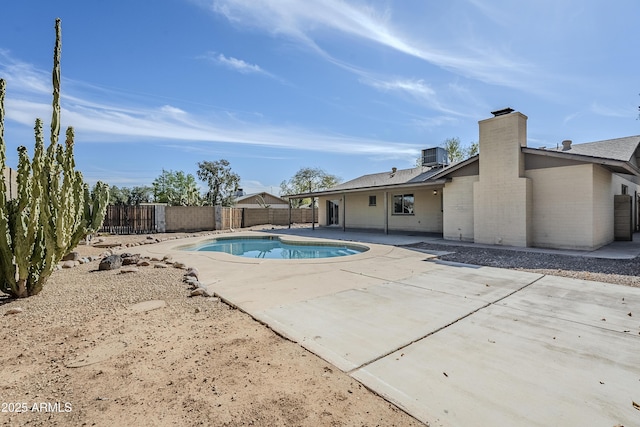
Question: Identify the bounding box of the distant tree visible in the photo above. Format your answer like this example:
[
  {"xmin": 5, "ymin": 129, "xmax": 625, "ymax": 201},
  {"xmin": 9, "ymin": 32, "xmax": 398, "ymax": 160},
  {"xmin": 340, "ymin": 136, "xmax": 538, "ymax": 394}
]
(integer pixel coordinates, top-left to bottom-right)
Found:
[
  {"xmin": 196, "ymin": 159, "xmax": 240, "ymax": 206},
  {"xmin": 107, "ymin": 185, "xmax": 131, "ymax": 205},
  {"xmin": 280, "ymin": 167, "xmax": 341, "ymax": 208},
  {"xmin": 152, "ymin": 169, "xmax": 201, "ymax": 206},
  {"xmin": 466, "ymin": 141, "xmax": 479, "ymax": 157},
  {"xmin": 129, "ymin": 186, "xmax": 153, "ymax": 205},
  {"xmin": 104, "ymin": 185, "xmax": 153, "ymax": 205},
  {"xmin": 443, "ymin": 137, "xmax": 464, "ymax": 163}
]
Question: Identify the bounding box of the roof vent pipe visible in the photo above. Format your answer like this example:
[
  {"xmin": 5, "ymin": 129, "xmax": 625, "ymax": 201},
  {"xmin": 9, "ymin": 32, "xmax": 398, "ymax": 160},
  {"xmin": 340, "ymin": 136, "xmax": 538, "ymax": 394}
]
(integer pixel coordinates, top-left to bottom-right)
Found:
[{"xmin": 561, "ymin": 140, "xmax": 572, "ymax": 151}]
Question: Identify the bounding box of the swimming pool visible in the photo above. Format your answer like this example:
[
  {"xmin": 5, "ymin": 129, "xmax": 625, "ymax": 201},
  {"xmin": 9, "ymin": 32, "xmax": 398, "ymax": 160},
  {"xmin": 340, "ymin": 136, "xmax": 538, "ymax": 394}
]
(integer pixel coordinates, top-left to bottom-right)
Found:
[{"xmin": 185, "ymin": 236, "xmax": 368, "ymax": 259}]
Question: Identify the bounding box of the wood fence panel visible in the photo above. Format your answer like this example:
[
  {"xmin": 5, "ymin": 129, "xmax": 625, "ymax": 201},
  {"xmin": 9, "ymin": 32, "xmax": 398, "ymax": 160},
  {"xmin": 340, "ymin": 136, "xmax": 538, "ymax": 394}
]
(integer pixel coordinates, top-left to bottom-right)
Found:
[{"xmin": 100, "ymin": 205, "xmax": 157, "ymax": 234}]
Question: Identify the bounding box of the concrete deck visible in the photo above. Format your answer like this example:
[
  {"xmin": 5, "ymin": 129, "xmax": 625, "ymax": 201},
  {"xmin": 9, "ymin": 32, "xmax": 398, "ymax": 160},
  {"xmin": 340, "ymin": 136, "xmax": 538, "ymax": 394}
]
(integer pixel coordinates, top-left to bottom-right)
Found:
[{"xmin": 135, "ymin": 230, "xmax": 640, "ymax": 426}]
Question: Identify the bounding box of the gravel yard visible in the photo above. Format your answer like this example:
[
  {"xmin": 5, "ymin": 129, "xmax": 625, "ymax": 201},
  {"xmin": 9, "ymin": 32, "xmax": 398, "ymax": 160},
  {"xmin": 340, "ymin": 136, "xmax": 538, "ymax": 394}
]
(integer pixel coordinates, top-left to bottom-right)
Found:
[{"xmin": 404, "ymin": 242, "xmax": 640, "ymax": 288}]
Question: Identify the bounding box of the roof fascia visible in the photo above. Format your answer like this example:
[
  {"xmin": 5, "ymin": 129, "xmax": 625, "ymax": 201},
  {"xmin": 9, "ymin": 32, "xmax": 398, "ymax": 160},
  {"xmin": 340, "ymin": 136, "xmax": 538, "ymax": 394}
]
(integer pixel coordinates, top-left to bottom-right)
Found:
[
  {"xmin": 522, "ymin": 147, "xmax": 640, "ymax": 176},
  {"xmin": 284, "ymin": 178, "xmax": 450, "ymax": 199}
]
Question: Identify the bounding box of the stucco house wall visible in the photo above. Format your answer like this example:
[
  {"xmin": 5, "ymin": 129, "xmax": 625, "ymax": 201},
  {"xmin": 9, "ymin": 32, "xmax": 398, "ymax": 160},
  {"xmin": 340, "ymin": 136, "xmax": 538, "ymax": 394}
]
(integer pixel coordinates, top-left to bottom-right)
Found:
[
  {"xmin": 318, "ymin": 188, "xmax": 443, "ymax": 233},
  {"xmin": 387, "ymin": 188, "xmax": 442, "ymax": 233},
  {"xmin": 342, "ymin": 191, "xmax": 385, "ymax": 230}
]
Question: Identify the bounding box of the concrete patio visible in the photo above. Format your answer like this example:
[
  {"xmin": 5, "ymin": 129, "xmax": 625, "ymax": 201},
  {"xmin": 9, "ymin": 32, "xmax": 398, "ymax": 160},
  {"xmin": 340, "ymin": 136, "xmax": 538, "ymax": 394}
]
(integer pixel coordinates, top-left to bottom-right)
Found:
[{"xmin": 136, "ymin": 229, "xmax": 640, "ymax": 426}]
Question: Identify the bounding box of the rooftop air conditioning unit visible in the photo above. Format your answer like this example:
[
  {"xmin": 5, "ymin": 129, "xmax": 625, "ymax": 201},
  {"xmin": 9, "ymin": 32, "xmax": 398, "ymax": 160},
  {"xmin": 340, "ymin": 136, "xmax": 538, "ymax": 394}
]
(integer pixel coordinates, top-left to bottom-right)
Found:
[{"xmin": 421, "ymin": 147, "xmax": 449, "ymax": 168}]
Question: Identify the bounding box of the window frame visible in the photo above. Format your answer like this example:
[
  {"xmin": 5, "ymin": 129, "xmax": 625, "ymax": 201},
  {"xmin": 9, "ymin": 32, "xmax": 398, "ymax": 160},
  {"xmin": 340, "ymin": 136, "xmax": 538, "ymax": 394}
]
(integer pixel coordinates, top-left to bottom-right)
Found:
[
  {"xmin": 368, "ymin": 195, "xmax": 377, "ymax": 206},
  {"xmin": 392, "ymin": 194, "xmax": 414, "ymax": 215}
]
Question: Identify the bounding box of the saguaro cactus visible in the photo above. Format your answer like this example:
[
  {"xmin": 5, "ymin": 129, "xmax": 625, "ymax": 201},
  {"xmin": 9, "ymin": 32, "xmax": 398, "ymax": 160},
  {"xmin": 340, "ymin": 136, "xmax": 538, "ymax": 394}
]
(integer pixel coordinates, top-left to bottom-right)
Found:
[{"xmin": 0, "ymin": 18, "xmax": 109, "ymax": 298}]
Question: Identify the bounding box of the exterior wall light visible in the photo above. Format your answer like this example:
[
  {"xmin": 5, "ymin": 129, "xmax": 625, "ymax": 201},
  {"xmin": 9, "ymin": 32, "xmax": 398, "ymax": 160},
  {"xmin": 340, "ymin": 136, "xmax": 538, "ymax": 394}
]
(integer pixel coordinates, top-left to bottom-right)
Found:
[{"xmin": 433, "ymin": 190, "xmax": 438, "ymax": 195}]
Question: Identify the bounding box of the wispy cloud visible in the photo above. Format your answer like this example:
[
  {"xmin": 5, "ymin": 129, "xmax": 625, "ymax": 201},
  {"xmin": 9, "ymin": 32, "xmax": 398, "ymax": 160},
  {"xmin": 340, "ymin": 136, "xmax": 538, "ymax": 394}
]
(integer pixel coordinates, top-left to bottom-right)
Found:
[
  {"xmin": 360, "ymin": 76, "xmax": 467, "ymax": 117},
  {"xmin": 1, "ymin": 56, "xmax": 420, "ymax": 160},
  {"xmin": 207, "ymin": 0, "xmax": 538, "ymax": 89},
  {"xmin": 590, "ymin": 102, "xmax": 634, "ymax": 119},
  {"xmin": 204, "ymin": 51, "xmax": 273, "ymax": 76}
]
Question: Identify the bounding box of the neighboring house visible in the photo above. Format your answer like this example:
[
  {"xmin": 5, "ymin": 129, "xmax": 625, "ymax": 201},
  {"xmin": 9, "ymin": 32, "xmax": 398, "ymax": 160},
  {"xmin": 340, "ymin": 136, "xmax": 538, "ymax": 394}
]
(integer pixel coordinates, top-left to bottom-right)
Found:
[
  {"xmin": 234, "ymin": 191, "xmax": 290, "ymax": 209},
  {"xmin": 2, "ymin": 167, "xmax": 17, "ymax": 200},
  {"xmin": 287, "ymin": 109, "xmax": 640, "ymax": 251}
]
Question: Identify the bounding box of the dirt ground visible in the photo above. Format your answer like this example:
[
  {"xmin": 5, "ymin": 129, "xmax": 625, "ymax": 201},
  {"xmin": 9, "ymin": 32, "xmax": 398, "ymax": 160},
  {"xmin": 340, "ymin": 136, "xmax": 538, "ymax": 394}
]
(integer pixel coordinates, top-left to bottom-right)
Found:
[{"xmin": 0, "ymin": 232, "xmax": 423, "ymax": 426}]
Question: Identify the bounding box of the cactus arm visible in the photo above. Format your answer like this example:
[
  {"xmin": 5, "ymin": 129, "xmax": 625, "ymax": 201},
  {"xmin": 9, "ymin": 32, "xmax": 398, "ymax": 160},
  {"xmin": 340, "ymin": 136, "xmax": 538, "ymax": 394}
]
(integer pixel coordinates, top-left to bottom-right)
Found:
[
  {"xmin": 0, "ymin": 18, "xmax": 110, "ymax": 297},
  {"xmin": 50, "ymin": 18, "xmax": 61, "ymax": 149},
  {"xmin": 12, "ymin": 146, "xmax": 34, "ymax": 297},
  {"xmin": 0, "ymin": 79, "xmax": 17, "ymax": 295}
]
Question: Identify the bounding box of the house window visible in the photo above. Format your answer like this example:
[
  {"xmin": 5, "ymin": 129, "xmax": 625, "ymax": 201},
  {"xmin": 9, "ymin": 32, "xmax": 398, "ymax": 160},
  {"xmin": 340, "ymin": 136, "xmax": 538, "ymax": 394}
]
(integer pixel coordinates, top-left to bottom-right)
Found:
[
  {"xmin": 622, "ymin": 184, "xmax": 628, "ymax": 195},
  {"xmin": 369, "ymin": 195, "xmax": 377, "ymax": 206},
  {"xmin": 393, "ymin": 194, "xmax": 414, "ymax": 214}
]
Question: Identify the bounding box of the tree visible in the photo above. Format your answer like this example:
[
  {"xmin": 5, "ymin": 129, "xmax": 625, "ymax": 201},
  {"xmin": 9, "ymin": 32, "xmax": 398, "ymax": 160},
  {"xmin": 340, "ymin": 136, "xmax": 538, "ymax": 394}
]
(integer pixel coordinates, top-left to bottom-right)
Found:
[
  {"xmin": 152, "ymin": 169, "xmax": 201, "ymax": 206},
  {"xmin": 129, "ymin": 186, "xmax": 153, "ymax": 205},
  {"xmin": 280, "ymin": 167, "xmax": 341, "ymax": 208},
  {"xmin": 107, "ymin": 185, "xmax": 130, "ymax": 205},
  {"xmin": 443, "ymin": 137, "xmax": 464, "ymax": 163},
  {"xmin": 466, "ymin": 141, "xmax": 479, "ymax": 157},
  {"xmin": 196, "ymin": 159, "xmax": 240, "ymax": 206}
]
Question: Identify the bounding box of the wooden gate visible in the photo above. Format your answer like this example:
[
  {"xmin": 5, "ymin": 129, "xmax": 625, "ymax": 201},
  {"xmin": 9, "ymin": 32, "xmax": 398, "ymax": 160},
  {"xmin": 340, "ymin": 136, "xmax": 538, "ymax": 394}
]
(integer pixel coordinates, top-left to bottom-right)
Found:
[
  {"xmin": 100, "ymin": 205, "xmax": 157, "ymax": 234},
  {"xmin": 220, "ymin": 207, "xmax": 244, "ymax": 230}
]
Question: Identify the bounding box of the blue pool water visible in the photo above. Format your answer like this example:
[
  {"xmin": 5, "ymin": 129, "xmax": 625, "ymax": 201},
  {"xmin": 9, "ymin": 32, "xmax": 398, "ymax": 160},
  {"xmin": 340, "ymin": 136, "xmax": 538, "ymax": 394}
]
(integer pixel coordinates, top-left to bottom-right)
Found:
[{"xmin": 186, "ymin": 236, "xmax": 367, "ymax": 259}]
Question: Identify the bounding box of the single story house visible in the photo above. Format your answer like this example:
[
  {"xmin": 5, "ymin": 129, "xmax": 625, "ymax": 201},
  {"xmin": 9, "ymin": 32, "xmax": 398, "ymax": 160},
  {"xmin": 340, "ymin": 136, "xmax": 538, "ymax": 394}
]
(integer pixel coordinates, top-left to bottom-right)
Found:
[
  {"xmin": 234, "ymin": 191, "xmax": 290, "ymax": 209},
  {"xmin": 287, "ymin": 109, "xmax": 640, "ymax": 250}
]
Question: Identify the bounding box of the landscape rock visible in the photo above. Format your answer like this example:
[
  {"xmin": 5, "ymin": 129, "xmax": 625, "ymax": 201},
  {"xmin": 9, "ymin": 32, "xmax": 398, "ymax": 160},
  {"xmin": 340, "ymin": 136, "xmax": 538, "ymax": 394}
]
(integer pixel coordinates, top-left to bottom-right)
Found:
[
  {"xmin": 190, "ymin": 287, "xmax": 211, "ymax": 297},
  {"xmin": 121, "ymin": 254, "xmax": 141, "ymax": 266},
  {"xmin": 99, "ymin": 255, "xmax": 122, "ymax": 271},
  {"xmin": 62, "ymin": 251, "xmax": 80, "ymax": 261},
  {"xmin": 61, "ymin": 260, "xmax": 76, "ymax": 269},
  {"xmin": 137, "ymin": 260, "xmax": 151, "ymax": 267},
  {"xmin": 173, "ymin": 262, "xmax": 187, "ymax": 269},
  {"xmin": 162, "ymin": 254, "xmax": 173, "ymax": 262},
  {"xmin": 154, "ymin": 263, "xmax": 168, "ymax": 268},
  {"xmin": 184, "ymin": 267, "xmax": 199, "ymax": 280},
  {"xmin": 120, "ymin": 267, "xmax": 139, "ymax": 274},
  {"xmin": 4, "ymin": 307, "xmax": 23, "ymax": 315}
]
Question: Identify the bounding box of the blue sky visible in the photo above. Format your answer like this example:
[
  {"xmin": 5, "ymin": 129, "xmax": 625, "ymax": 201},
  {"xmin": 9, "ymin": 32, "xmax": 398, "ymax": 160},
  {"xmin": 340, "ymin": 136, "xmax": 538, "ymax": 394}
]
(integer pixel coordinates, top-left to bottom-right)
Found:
[{"xmin": 1, "ymin": 0, "xmax": 638, "ymax": 195}]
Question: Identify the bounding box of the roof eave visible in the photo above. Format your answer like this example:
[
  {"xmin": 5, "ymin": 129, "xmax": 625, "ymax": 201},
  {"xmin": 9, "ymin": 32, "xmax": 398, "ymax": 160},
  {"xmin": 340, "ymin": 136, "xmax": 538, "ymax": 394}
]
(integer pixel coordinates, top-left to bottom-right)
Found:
[
  {"xmin": 522, "ymin": 147, "xmax": 640, "ymax": 176},
  {"xmin": 284, "ymin": 178, "xmax": 450, "ymax": 199}
]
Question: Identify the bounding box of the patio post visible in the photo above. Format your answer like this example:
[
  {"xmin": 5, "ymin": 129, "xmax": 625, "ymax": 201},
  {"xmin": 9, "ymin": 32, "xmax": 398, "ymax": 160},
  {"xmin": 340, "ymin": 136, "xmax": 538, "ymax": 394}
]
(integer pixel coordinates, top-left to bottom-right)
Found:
[
  {"xmin": 342, "ymin": 193, "xmax": 346, "ymax": 232},
  {"xmin": 288, "ymin": 199, "xmax": 292, "ymax": 229},
  {"xmin": 384, "ymin": 191, "xmax": 389, "ymax": 234},
  {"xmin": 312, "ymin": 197, "xmax": 315, "ymax": 230}
]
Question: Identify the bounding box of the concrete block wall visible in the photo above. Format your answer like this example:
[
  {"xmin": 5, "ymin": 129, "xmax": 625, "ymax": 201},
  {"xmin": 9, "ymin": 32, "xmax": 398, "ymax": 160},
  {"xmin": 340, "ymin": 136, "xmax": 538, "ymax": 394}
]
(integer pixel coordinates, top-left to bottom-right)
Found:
[
  {"xmin": 525, "ymin": 164, "xmax": 595, "ymax": 249},
  {"xmin": 165, "ymin": 206, "xmax": 215, "ymax": 232},
  {"xmin": 592, "ymin": 165, "xmax": 615, "ymax": 247},
  {"xmin": 243, "ymin": 208, "xmax": 317, "ymax": 227},
  {"xmin": 443, "ymin": 175, "xmax": 478, "ymax": 241},
  {"xmin": 473, "ymin": 111, "xmax": 531, "ymax": 247}
]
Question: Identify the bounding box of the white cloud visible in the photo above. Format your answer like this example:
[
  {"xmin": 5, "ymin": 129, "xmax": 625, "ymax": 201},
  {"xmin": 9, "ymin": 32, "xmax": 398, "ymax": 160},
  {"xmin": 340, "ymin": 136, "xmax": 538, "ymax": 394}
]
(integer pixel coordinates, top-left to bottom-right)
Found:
[
  {"xmin": 590, "ymin": 102, "xmax": 634, "ymax": 119},
  {"xmin": 207, "ymin": 0, "xmax": 537, "ymax": 89},
  {"xmin": 1, "ymin": 57, "xmax": 421, "ymax": 160},
  {"xmin": 206, "ymin": 52, "xmax": 272, "ymax": 76}
]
